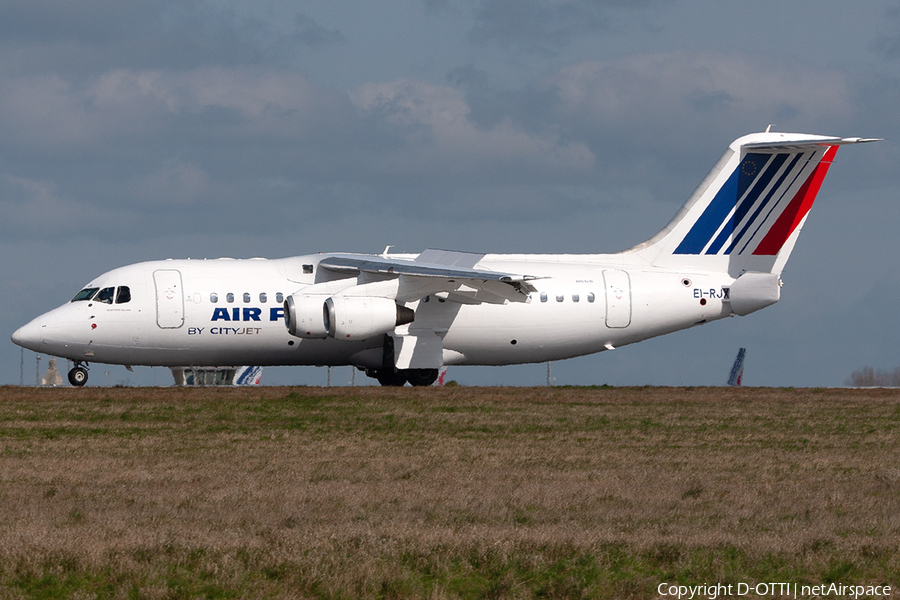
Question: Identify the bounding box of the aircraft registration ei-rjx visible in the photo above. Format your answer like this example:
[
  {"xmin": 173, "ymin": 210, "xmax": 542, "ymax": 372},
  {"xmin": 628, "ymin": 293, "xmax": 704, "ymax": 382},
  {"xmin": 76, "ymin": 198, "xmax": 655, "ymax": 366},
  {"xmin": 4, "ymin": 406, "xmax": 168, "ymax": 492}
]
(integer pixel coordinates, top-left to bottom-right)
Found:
[{"xmin": 12, "ymin": 131, "xmax": 877, "ymax": 387}]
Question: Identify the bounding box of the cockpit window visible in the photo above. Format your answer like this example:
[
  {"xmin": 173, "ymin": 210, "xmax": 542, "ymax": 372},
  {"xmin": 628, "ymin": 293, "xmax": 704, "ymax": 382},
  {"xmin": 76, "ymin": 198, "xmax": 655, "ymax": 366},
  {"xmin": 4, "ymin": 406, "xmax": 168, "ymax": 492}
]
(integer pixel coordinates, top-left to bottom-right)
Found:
[
  {"xmin": 95, "ymin": 287, "xmax": 115, "ymax": 304},
  {"xmin": 71, "ymin": 287, "xmax": 99, "ymax": 302},
  {"xmin": 116, "ymin": 286, "xmax": 131, "ymax": 304}
]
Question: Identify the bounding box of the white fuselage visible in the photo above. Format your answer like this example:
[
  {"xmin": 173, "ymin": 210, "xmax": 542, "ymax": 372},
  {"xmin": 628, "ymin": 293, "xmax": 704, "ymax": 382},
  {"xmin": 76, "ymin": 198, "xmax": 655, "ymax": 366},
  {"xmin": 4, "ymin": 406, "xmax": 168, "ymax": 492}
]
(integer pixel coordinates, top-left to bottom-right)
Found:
[{"xmin": 14, "ymin": 253, "xmax": 735, "ymax": 370}]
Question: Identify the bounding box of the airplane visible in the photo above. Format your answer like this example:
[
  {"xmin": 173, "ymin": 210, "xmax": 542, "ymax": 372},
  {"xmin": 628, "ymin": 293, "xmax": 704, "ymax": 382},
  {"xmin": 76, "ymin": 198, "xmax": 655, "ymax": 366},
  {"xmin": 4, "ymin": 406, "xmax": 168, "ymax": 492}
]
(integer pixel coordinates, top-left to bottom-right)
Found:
[{"xmin": 11, "ymin": 131, "xmax": 877, "ymax": 387}]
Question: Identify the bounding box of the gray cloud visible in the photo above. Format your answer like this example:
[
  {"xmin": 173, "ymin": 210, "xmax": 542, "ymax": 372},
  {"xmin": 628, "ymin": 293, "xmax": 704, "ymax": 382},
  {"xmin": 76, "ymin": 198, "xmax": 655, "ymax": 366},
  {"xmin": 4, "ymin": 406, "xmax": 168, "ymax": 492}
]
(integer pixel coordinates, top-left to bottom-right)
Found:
[
  {"xmin": 873, "ymin": 4, "xmax": 900, "ymax": 60},
  {"xmin": 0, "ymin": 64, "xmax": 600, "ymax": 245},
  {"xmin": 0, "ymin": 0, "xmax": 342, "ymax": 78},
  {"xmin": 447, "ymin": 52, "xmax": 861, "ymax": 208},
  {"xmin": 467, "ymin": 0, "xmax": 655, "ymax": 52},
  {"xmin": 292, "ymin": 14, "xmax": 344, "ymax": 48}
]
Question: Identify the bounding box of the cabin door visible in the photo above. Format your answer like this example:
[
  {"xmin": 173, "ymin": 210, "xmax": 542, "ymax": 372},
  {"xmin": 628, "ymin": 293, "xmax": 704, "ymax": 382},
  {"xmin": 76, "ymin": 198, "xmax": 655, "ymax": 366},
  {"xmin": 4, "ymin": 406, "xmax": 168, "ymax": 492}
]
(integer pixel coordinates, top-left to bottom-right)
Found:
[
  {"xmin": 603, "ymin": 269, "xmax": 631, "ymax": 328},
  {"xmin": 154, "ymin": 269, "xmax": 185, "ymax": 329}
]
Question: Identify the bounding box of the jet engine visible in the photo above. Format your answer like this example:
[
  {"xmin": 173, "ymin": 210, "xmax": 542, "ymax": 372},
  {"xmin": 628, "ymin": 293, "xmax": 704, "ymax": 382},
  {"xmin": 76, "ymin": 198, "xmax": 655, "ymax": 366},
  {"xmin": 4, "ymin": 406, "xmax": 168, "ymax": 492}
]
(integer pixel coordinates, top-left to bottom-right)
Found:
[
  {"xmin": 283, "ymin": 294, "xmax": 328, "ymax": 338},
  {"xmin": 324, "ymin": 296, "xmax": 414, "ymax": 340}
]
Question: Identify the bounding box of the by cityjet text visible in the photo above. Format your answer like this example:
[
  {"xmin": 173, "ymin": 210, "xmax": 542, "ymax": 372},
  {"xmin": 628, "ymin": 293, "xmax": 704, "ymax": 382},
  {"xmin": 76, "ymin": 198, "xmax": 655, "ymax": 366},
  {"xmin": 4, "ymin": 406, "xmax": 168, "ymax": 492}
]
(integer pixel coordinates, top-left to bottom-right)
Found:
[{"xmin": 657, "ymin": 582, "xmax": 891, "ymax": 599}]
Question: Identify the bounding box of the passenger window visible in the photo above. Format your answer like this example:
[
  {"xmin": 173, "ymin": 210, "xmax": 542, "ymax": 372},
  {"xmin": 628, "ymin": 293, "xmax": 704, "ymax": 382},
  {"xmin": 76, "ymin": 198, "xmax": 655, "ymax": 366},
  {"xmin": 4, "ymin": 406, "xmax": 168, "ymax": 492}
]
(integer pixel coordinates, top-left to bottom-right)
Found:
[
  {"xmin": 95, "ymin": 287, "xmax": 115, "ymax": 304},
  {"xmin": 226, "ymin": 293, "xmax": 234, "ymax": 303},
  {"xmin": 587, "ymin": 292, "xmax": 595, "ymax": 303},
  {"xmin": 302, "ymin": 264, "xmax": 314, "ymax": 274},
  {"xmin": 71, "ymin": 287, "xmax": 99, "ymax": 302},
  {"xmin": 243, "ymin": 292, "xmax": 251, "ymax": 303},
  {"xmin": 572, "ymin": 294, "xmax": 579, "ymax": 303},
  {"xmin": 260, "ymin": 292, "xmax": 267, "ymax": 303},
  {"xmin": 115, "ymin": 286, "xmax": 131, "ymax": 304},
  {"xmin": 210, "ymin": 293, "xmax": 218, "ymax": 304},
  {"xmin": 276, "ymin": 292, "xmax": 284, "ymax": 303},
  {"xmin": 556, "ymin": 295, "xmax": 564, "ymax": 303},
  {"xmin": 540, "ymin": 292, "xmax": 548, "ymax": 303}
]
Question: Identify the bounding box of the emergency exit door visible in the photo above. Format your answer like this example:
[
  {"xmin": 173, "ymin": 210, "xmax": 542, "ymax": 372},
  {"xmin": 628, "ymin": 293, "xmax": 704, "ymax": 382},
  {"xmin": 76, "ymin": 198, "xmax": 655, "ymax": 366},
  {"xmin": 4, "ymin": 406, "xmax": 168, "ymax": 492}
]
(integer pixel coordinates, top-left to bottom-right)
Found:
[
  {"xmin": 154, "ymin": 269, "xmax": 184, "ymax": 328},
  {"xmin": 603, "ymin": 269, "xmax": 631, "ymax": 328}
]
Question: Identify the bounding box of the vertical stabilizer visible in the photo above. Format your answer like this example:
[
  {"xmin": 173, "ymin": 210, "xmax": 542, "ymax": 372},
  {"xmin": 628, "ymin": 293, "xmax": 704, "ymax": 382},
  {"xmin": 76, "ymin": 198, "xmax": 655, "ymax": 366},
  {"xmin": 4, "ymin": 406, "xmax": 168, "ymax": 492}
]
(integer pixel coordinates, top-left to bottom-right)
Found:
[
  {"xmin": 628, "ymin": 133, "xmax": 878, "ymax": 277},
  {"xmin": 728, "ymin": 348, "xmax": 746, "ymax": 387}
]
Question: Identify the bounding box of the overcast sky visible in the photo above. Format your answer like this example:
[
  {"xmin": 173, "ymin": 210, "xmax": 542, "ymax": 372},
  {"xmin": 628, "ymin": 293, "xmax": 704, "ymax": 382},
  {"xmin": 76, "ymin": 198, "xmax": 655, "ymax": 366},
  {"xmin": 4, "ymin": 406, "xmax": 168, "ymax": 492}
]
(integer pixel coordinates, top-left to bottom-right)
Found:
[{"xmin": 2, "ymin": 0, "xmax": 898, "ymax": 387}]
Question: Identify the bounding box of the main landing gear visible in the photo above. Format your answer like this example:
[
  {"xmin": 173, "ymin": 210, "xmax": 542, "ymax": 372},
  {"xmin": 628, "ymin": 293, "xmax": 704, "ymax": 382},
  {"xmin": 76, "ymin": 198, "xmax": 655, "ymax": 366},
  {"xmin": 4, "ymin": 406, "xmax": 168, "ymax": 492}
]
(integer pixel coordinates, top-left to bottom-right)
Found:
[
  {"xmin": 366, "ymin": 336, "xmax": 440, "ymax": 386},
  {"xmin": 368, "ymin": 368, "xmax": 439, "ymax": 387},
  {"xmin": 68, "ymin": 362, "xmax": 89, "ymax": 387}
]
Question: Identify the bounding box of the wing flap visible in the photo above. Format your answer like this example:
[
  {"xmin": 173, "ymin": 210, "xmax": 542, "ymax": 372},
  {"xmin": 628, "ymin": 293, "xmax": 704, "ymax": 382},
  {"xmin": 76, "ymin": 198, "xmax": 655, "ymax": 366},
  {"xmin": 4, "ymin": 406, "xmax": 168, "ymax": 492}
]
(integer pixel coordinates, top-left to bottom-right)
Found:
[{"xmin": 318, "ymin": 250, "xmax": 538, "ymax": 304}]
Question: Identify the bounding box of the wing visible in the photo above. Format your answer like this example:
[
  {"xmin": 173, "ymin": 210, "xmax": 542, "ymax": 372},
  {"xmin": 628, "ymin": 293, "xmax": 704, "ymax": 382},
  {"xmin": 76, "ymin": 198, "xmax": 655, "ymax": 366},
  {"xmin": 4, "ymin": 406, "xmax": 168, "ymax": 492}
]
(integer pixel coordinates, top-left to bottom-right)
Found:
[{"xmin": 318, "ymin": 249, "xmax": 539, "ymax": 304}]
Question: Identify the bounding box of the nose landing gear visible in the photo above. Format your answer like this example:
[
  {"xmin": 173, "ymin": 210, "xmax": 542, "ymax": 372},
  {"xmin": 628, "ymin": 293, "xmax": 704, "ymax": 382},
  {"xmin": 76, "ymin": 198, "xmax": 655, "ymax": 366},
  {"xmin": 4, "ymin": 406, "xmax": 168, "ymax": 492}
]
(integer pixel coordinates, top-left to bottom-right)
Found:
[{"xmin": 68, "ymin": 362, "xmax": 89, "ymax": 387}]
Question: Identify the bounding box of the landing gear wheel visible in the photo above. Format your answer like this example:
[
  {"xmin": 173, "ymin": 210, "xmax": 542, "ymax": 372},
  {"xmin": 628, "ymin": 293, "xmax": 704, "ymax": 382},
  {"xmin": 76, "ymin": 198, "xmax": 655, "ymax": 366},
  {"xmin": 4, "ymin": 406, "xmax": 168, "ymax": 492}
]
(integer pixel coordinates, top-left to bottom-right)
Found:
[
  {"xmin": 68, "ymin": 366, "xmax": 88, "ymax": 387},
  {"xmin": 405, "ymin": 368, "xmax": 439, "ymax": 387},
  {"xmin": 375, "ymin": 369, "xmax": 407, "ymax": 387}
]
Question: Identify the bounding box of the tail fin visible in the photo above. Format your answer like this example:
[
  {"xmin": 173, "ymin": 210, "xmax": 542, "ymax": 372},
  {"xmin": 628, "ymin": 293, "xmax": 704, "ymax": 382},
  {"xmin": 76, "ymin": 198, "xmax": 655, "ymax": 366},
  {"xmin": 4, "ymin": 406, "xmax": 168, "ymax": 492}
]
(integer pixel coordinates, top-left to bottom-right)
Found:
[
  {"xmin": 727, "ymin": 348, "xmax": 746, "ymax": 387},
  {"xmin": 629, "ymin": 132, "xmax": 877, "ymax": 276}
]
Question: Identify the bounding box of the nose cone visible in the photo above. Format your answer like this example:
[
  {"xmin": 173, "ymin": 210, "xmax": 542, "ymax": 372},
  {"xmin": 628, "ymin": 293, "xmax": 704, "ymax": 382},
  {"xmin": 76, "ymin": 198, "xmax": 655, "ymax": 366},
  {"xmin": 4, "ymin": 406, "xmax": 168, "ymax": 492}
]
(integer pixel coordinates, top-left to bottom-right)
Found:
[{"xmin": 11, "ymin": 317, "xmax": 43, "ymax": 352}]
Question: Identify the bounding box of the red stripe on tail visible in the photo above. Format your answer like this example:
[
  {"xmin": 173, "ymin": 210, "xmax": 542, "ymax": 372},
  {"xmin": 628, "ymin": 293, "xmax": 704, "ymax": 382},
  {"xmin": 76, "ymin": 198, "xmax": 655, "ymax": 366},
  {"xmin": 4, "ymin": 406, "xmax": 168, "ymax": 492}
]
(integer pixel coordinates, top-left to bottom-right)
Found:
[{"xmin": 752, "ymin": 146, "xmax": 838, "ymax": 256}]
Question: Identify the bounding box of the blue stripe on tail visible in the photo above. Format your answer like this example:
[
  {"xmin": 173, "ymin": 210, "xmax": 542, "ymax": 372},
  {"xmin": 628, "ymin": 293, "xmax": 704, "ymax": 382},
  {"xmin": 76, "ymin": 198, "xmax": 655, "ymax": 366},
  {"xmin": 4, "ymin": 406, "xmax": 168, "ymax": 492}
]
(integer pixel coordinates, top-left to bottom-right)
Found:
[
  {"xmin": 673, "ymin": 168, "xmax": 739, "ymax": 254},
  {"xmin": 707, "ymin": 153, "xmax": 787, "ymax": 254},
  {"xmin": 674, "ymin": 153, "xmax": 771, "ymax": 255},
  {"xmin": 727, "ymin": 153, "xmax": 802, "ymax": 255}
]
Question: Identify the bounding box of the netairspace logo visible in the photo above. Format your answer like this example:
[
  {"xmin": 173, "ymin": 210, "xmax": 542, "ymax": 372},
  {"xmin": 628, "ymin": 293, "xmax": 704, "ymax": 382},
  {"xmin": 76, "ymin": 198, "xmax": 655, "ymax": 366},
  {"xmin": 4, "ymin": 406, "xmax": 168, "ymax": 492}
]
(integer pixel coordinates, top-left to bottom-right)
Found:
[{"xmin": 656, "ymin": 582, "xmax": 892, "ymax": 599}]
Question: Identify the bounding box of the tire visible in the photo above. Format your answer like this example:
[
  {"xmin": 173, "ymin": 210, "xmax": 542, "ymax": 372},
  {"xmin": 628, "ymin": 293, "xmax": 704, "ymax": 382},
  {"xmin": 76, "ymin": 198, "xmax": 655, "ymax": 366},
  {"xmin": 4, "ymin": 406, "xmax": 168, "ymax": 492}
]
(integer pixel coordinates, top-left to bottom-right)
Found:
[
  {"xmin": 375, "ymin": 369, "xmax": 407, "ymax": 387},
  {"xmin": 68, "ymin": 367, "xmax": 88, "ymax": 387},
  {"xmin": 404, "ymin": 368, "xmax": 439, "ymax": 387}
]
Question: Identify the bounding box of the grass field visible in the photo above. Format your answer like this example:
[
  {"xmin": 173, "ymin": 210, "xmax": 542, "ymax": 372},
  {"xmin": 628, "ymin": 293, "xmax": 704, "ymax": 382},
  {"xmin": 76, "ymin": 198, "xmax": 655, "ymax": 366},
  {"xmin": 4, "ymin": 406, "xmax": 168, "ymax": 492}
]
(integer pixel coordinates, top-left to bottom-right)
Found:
[{"xmin": 0, "ymin": 385, "xmax": 898, "ymax": 599}]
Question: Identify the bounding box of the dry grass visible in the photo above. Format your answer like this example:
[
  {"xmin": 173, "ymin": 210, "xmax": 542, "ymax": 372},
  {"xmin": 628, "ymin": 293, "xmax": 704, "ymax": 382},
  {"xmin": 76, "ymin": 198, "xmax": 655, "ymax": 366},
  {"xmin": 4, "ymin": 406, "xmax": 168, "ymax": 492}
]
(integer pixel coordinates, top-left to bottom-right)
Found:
[{"xmin": 0, "ymin": 385, "xmax": 898, "ymax": 598}]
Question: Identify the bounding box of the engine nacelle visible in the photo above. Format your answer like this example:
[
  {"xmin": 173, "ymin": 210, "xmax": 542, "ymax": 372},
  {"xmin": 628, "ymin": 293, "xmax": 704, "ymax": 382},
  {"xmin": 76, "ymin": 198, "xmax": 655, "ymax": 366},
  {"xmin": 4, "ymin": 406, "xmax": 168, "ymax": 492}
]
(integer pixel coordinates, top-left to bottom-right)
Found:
[
  {"xmin": 284, "ymin": 294, "xmax": 328, "ymax": 339},
  {"xmin": 324, "ymin": 296, "xmax": 415, "ymax": 340}
]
